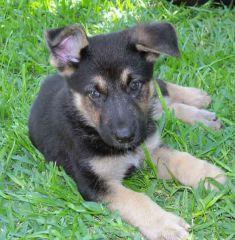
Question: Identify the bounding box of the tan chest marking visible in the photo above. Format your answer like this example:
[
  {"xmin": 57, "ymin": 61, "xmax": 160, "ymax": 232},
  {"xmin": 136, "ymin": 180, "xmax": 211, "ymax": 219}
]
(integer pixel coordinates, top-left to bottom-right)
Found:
[
  {"xmin": 90, "ymin": 152, "xmax": 142, "ymax": 182},
  {"xmin": 90, "ymin": 131, "xmax": 161, "ymax": 182}
]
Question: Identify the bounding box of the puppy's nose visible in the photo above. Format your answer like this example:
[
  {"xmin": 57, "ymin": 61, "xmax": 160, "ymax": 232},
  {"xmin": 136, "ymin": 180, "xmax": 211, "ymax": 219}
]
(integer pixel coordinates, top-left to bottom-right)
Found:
[{"xmin": 115, "ymin": 127, "xmax": 134, "ymax": 143}]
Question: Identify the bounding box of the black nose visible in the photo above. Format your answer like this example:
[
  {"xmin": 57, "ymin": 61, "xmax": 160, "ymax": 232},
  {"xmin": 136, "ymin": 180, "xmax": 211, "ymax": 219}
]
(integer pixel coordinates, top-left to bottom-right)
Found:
[{"xmin": 114, "ymin": 127, "xmax": 134, "ymax": 143}]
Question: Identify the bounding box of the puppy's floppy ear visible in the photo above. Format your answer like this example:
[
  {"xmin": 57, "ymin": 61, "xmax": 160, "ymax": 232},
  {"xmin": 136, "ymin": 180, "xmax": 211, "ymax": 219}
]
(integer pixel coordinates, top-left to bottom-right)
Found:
[
  {"xmin": 130, "ymin": 22, "xmax": 180, "ymax": 62},
  {"xmin": 45, "ymin": 24, "xmax": 88, "ymax": 76}
]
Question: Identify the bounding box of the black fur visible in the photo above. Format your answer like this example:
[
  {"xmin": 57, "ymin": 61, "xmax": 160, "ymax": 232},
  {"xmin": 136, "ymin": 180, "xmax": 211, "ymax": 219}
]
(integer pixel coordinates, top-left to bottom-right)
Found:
[{"xmin": 157, "ymin": 79, "xmax": 169, "ymax": 96}]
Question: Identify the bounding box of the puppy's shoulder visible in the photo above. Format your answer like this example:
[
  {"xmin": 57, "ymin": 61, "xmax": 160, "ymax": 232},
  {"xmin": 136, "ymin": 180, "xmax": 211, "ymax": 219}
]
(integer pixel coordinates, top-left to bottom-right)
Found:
[{"xmin": 39, "ymin": 74, "xmax": 65, "ymax": 95}]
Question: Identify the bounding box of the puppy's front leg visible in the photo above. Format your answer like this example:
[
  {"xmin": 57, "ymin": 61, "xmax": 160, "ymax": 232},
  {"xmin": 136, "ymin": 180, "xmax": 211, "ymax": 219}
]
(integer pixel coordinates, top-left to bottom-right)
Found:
[{"xmin": 104, "ymin": 181, "xmax": 190, "ymax": 240}]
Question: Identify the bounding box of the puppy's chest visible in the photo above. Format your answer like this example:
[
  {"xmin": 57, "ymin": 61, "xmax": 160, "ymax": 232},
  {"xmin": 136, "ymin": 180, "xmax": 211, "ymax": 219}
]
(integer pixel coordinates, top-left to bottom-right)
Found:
[
  {"xmin": 89, "ymin": 132, "xmax": 161, "ymax": 182},
  {"xmin": 89, "ymin": 151, "xmax": 143, "ymax": 182}
]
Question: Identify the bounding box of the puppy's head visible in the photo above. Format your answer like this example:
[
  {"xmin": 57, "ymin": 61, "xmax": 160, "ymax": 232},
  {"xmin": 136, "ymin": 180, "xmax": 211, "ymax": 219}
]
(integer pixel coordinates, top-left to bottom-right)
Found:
[{"xmin": 45, "ymin": 23, "xmax": 180, "ymax": 149}]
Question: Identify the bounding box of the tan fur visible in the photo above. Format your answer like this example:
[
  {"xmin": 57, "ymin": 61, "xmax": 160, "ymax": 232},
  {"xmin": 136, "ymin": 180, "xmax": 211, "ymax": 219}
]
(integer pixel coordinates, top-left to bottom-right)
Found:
[
  {"xmin": 149, "ymin": 80, "xmax": 155, "ymax": 99},
  {"xmin": 135, "ymin": 44, "xmax": 160, "ymax": 62},
  {"xmin": 120, "ymin": 68, "xmax": 131, "ymax": 85},
  {"xmin": 104, "ymin": 181, "xmax": 190, "ymax": 240},
  {"xmin": 145, "ymin": 53, "xmax": 159, "ymax": 62},
  {"xmin": 92, "ymin": 75, "xmax": 107, "ymax": 94},
  {"xmin": 90, "ymin": 153, "xmax": 142, "ymax": 182},
  {"xmin": 137, "ymin": 81, "xmax": 155, "ymax": 113},
  {"xmin": 166, "ymin": 82, "xmax": 212, "ymax": 108},
  {"xmin": 49, "ymin": 56, "xmax": 75, "ymax": 76},
  {"xmin": 136, "ymin": 44, "xmax": 161, "ymax": 55},
  {"xmin": 90, "ymin": 131, "xmax": 161, "ymax": 182},
  {"xmin": 169, "ymin": 102, "xmax": 221, "ymax": 130},
  {"xmin": 152, "ymin": 147, "xmax": 226, "ymax": 188},
  {"xmin": 150, "ymin": 81, "xmax": 221, "ymax": 130},
  {"xmin": 73, "ymin": 92, "xmax": 100, "ymax": 128},
  {"xmin": 61, "ymin": 67, "xmax": 76, "ymax": 77},
  {"xmin": 49, "ymin": 56, "xmax": 76, "ymax": 77}
]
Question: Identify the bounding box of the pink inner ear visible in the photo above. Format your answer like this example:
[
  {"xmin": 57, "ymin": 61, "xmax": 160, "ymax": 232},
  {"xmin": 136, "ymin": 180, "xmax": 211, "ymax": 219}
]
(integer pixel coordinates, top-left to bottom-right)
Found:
[{"xmin": 55, "ymin": 35, "xmax": 80, "ymax": 64}]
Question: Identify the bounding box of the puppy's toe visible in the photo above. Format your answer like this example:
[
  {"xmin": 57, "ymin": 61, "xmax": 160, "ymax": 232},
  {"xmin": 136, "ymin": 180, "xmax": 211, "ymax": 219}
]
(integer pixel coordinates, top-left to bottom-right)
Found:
[
  {"xmin": 195, "ymin": 109, "xmax": 221, "ymax": 130},
  {"xmin": 144, "ymin": 212, "xmax": 190, "ymax": 240},
  {"xmin": 190, "ymin": 160, "xmax": 227, "ymax": 189},
  {"xmin": 203, "ymin": 119, "xmax": 222, "ymax": 131},
  {"xmin": 198, "ymin": 110, "xmax": 216, "ymax": 121},
  {"xmin": 184, "ymin": 88, "xmax": 212, "ymax": 109},
  {"xmin": 204, "ymin": 163, "xmax": 227, "ymax": 190},
  {"xmin": 194, "ymin": 90, "xmax": 211, "ymax": 108},
  {"xmin": 159, "ymin": 214, "xmax": 190, "ymax": 240},
  {"xmin": 179, "ymin": 218, "xmax": 191, "ymax": 230},
  {"xmin": 170, "ymin": 103, "xmax": 222, "ymax": 131}
]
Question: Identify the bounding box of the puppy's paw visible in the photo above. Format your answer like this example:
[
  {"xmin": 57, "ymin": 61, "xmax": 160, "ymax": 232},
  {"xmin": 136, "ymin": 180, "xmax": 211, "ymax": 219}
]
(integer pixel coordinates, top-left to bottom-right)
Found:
[
  {"xmin": 142, "ymin": 212, "xmax": 190, "ymax": 240},
  {"xmin": 170, "ymin": 103, "xmax": 221, "ymax": 130},
  {"xmin": 202, "ymin": 162, "xmax": 227, "ymax": 190},
  {"xmin": 182, "ymin": 88, "xmax": 211, "ymax": 109},
  {"xmin": 183, "ymin": 158, "xmax": 227, "ymax": 189},
  {"xmin": 195, "ymin": 109, "xmax": 221, "ymax": 130}
]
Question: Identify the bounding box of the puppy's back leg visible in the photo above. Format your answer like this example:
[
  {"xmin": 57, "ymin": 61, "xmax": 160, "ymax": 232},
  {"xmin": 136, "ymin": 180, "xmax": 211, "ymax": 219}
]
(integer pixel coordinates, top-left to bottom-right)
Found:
[
  {"xmin": 156, "ymin": 79, "xmax": 221, "ymax": 129},
  {"xmin": 157, "ymin": 79, "xmax": 212, "ymax": 108},
  {"xmin": 152, "ymin": 146, "xmax": 226, "ymax": 189},
  {"xmin": 169, "ymin": 102, "xmax": 221, "ymax": 130}
]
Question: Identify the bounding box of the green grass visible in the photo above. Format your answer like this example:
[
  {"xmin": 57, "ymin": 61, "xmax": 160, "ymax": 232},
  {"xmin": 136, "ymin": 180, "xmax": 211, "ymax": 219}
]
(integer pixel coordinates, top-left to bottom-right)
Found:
[{"xmin": 0, "ymin": 0, "xmax": 234, "ymax": 239}]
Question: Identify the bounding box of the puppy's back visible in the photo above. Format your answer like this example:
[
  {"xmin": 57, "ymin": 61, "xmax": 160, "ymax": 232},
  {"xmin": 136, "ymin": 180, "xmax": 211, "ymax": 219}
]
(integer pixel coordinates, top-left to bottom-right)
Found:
[{"xmin": 28, "ymin": 74, "xmax": 66, "ymax": 154}]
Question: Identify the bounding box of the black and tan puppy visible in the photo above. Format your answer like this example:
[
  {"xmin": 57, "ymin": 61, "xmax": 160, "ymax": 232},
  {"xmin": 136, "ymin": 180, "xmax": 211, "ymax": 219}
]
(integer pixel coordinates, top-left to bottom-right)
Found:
[{"xmin": 29, "ymin": 23, "xmax": 226, "ymax": 240}]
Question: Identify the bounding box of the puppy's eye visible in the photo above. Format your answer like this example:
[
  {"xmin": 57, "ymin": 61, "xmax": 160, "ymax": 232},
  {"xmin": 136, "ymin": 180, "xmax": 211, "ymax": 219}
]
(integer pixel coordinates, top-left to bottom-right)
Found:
[
  {"xmin": 129, "ymin": 80, "xmax": 142, "ymax": 92},
  {"xmin": 89, "ymin": 89, "xmax": 100, "ymax": 100}
]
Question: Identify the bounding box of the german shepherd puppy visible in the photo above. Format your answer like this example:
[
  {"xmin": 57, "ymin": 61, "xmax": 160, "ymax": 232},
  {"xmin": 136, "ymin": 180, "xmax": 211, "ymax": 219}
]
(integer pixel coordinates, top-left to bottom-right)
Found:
[{"xmin": 29, "ymin": 23, "xmax": 226, "ymax": 240}]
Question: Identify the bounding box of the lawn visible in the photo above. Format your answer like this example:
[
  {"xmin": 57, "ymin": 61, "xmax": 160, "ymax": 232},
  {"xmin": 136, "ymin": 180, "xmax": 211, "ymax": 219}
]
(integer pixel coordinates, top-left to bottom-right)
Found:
[{"xmin": 0, "ymin": 0, "xmax": 234, "ymax": 239}]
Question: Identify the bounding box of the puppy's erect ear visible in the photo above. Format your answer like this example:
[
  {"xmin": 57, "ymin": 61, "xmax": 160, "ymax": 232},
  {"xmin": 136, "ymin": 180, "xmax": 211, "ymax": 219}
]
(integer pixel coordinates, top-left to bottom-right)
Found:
[
  {"xmin": 45, "ymin": 24, "xmax": 88, "ymax": 76},
  {"xmin": 130, "ymin": 22, "xmax": 180, "ymax": 62}
]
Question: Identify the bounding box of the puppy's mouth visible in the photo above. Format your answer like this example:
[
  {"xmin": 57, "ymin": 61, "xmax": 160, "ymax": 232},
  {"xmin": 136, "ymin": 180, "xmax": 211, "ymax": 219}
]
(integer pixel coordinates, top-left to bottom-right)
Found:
[
  {"xmin": 111, "ymin": 141, "xmax": 135, "ymax": 150},
  {"xmin": 102, "ymin": 135, "xmax": 143, "ymax": 151}
]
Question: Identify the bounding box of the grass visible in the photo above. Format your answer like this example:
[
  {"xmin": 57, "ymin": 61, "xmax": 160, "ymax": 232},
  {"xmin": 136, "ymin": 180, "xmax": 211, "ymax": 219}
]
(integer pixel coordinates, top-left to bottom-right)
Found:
[{"xmin": 0, "ymin": 0, "xmax": 234, "ymax": 239}]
